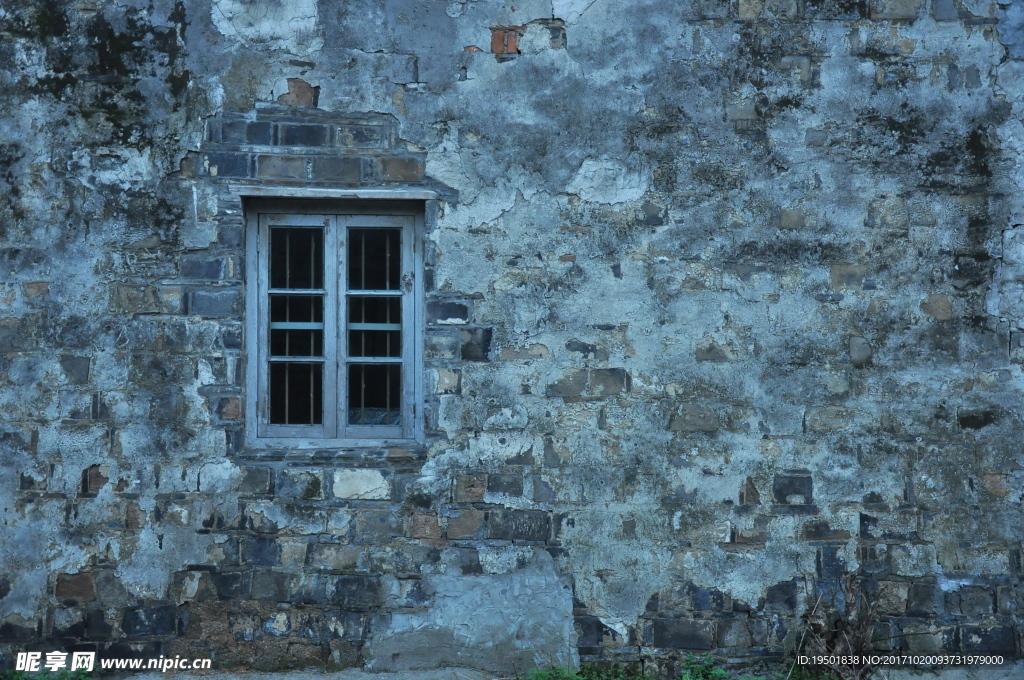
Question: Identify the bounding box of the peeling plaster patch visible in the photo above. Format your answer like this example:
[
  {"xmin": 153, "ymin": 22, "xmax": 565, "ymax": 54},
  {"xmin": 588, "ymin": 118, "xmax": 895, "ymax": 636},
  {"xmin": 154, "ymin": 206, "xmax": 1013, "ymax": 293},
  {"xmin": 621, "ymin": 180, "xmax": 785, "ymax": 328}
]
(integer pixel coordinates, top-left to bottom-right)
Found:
[
  {"xmin": 211, "ymin": 0, "xmax": 324, "ymax": 55},
  {"xmin": 365, "ymin": 550, "xmax": 575, "ymax": 674},
  {"xmin": 333, "ymin": 469, "xmax": 390, "ymax": 499},
  {"xmin": 483, "ymin": 405, "xmax": 529, "ymax": 430},
  {"xmin": 553, "ymin": 0, "xmax": 600, "ymax": 25},
  {"xmin": 116, "ymin": 525, "xmax": 214, "ymax": 600},
  {"xmin": 198, "ymin": 461, "xmax": 241, "ymax": 493},
  {"xmin": 478, "ymin": 546, "xmax": 534, "ymax": 574},
  {"xmin": 561, "ymin": 511, "xmax": 671, "ymax": 628},
  {"xmin": 565, "ymin": 158, "xmax": 648, "ymax": 205}
]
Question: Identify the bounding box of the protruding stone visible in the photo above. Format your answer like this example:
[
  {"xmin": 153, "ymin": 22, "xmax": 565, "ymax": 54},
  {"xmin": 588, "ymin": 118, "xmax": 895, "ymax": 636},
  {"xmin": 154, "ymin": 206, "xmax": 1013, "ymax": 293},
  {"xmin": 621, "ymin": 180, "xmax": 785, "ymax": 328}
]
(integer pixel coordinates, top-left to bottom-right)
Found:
[
  {"xmin": 920, "ymin": 294, "xmax": 953, "ymax": 321},
  {"xmin": 332, "ymin": 469, "xmax": 390, "ymax": 500},
  {"xmin": 849, "ymin": 336, "xmax": 872, "ymax": 367}
]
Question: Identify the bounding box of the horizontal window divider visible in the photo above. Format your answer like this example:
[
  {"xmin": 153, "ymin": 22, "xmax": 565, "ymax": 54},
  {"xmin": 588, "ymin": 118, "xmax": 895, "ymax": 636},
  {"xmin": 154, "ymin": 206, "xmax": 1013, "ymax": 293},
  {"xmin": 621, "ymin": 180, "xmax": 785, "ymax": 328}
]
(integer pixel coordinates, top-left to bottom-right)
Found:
[
  {"xmin": 346, "ymin": 289, "xmax": 403, "ymax": 296},
  {"xmin": 269, "ymin": 322, "xmax": 325, "ymax": 330},
  {"xmin": 269, "ymin": 288, "xmax": 326, "ymax": 295},
  {"xmin": 346, "ymin": 357, "xmax": 403, "ymax": 363},
  {"xmin": 348, "ymin": 323, "xmax": 401, "ymax": 331},
  {"xmin": 268, "ymin": 356, "xmax": 325, "ymax": 362}
]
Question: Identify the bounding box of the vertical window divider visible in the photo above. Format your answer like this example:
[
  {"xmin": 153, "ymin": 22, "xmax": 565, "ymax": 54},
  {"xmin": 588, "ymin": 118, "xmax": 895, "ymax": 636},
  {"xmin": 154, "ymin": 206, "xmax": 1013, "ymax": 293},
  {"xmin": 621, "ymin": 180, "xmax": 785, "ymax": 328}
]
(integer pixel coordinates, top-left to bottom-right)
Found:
[
  {"xmin": 324, "ymin": 216, "xmax": 340, "ymax": 438},
  {"xmin": 256, "ymin": 214, "xmax": 271, "ymax": 434},
  {"xmin": 402, "ymin": 213, "xmax": 416, "ymax": 436}
]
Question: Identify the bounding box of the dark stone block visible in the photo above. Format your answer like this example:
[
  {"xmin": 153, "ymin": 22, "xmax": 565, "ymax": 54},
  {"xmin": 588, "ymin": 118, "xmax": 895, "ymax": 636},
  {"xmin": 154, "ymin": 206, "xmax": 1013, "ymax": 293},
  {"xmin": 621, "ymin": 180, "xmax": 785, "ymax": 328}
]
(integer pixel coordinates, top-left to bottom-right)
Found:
[
  {"xmin": 221, "ymin": 119, "xmax": 247, "ymax": 143},
  {"xmin": 56, "ymin": 573, "xmax": 96, "ymax": 602},
  {"xmin": 860, "ymin": 513, "xmax": 878, "ymax": 539},
  {"xmin": 576, "ymin": 616, "xmax": 619, "ymax": 647},
  {"xmin": 204, "ymin": 152, "xmax": 249, "ymax": 177},
  {"xmin": 242, "ymin": 537, "xmax": 281, "ymax": 566},
  {"xmin": 85, "ymin": 610, "xmax": 113, "ymax": 640},
  {"xmin": 764, "ymin": 579, "xmax": 798, "ymax": 612},
  {"xmin": 250, "ymin": 571, "xmax": 292, "ymax": 601},
  {"xmin": 221, "ymin": 324, "xmax": 242, "ymax": 350},
  {"xmin": 121, "ymin": 606, "xmax": 177, "ymax": 637},
  {"xmin": 683, "ymin": 582, "xmax": 726, "ymax": 612},
  {"xmin": 487, "ymin": 473, "xmax": 523, "ymax": 496},
  {"xmin": 246, "ymin": 121, "xmax": 274, "ymax": 145},
  {"xmin": 280, "ymin": 124, "xmax": 328, "ymax": 146},
  {"xmin": 427, "ymin": 301, "xmax": 470, "ymax": 324},
  {"xmin": 907, "ymin": 581, "xmax": 941, "ymax": 616},
  {"xmin": 461, "ymin": 327, "xmax": 492, "ymax": 361},
  {"xmin": 377, "ymin": 156, "xmax": 425, "ymax": 182},
  {"xmin": 312, "ymin": 156, "xmax": 363, "ymax": 182},
  {"xmin": 239, "ymin": 467, "xmax": 273, "ymax": 495},
  {"xmin": 211, "ymin": 571, "xmax": 245, "ymax": 600},
  {"xmin": 804, "ymin": 519, "xmax": 851, "ymax": 541},
  {"xmin": 960, "ymin": 626, "xmax": 1015, "ymax": 655},
  {"xmin": 590, "ymin": 368, "xmax": 629, "ymax": 395},
  {"xmin": 0, "ymin": 621, "xmax": 35, "ymax": 642},
  {"xmin": 189, "ymin": 289, "xmax": 240, "ymax": 316},
  {"xmin": 956, "ymin": 586, "xmax": 995, "ymax": 616},
  {"xmin": 288, "ymin": 575, "xmax": 330, "ymax": 605},
  {"xmin": 333, "ymin": 576, "xmax": 382, "ymax": 609},
  {"xmin": 816, "ymin": 545, "xmax": 846, "ymax": 578},
  {"xmin": 533, "ymin": 476, "xmax": 556, "ymax": 502},
  {"xmin": 933, "ymin": 0, "xmax": 957, "ymax": 20},
  {"xmin": 180, "ymin": 254, "xmax": 229, "ymax": 280},
  {"xmin": 257, "ymin": 155, "xmax": 308, "ymax": 179},
  {"xmin": 546, "ymin": 370, "xmax": 587, "ymax": 397},
  {"xmin": 59, "ymin": 355, "xmax": 91, "ymax": 384},
  {"xmin": 651, "ymin": 618, "xmax": 714, "ymax": 650},
  {"xmin": 219, "ymin": 224, "xmax": 244, "ymax": 248},
  {"xmin": 337, "ymin": 124, "xmax": 387, "ymax": 148},
  {"xmin": 487, "ymin": 510, "xmax": 551, "ymax": 541},
  {"xmin": 773, "ymin": 472, "xmax": 813, "ymax": 504},
  {"xmin": 355, "ymin": 510, "xmax": 404, "ymax": 539},
  {"xmin": 958, "ymin": 408, "xmax": 997, "ymax": 430}
]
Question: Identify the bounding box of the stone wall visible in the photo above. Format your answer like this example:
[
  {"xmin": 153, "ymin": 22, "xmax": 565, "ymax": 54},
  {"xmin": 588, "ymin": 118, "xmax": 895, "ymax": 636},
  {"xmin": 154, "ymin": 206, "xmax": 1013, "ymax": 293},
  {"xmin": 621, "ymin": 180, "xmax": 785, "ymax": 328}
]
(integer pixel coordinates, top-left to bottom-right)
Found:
[{"xmin": 1, "ymin": 0, "xmax": 1023, "ymax": 674}]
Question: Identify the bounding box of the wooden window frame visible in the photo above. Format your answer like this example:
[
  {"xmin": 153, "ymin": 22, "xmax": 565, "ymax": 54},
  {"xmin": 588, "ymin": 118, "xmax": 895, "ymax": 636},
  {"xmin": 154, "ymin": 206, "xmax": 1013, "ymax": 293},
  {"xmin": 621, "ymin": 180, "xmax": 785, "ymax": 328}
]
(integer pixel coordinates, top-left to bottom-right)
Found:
[{"xmin": 244, "ymin": 198, "xmax": 424, "ymax": 448}]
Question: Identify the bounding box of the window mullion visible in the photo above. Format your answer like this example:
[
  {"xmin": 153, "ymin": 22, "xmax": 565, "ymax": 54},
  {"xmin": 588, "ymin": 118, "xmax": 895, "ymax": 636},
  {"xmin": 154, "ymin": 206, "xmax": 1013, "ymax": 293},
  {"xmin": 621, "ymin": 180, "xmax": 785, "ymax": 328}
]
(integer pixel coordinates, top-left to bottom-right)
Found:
[
  {"xmin": 257, "ymin": 215, "xmax": 271, "ymax": 435},
  {"xmin": 336, "ymin": 215, "xmax": 349, "ymax": 440},
  {"xmin": 323, "ymin": 217, "xmax": 340, "ymax": 438},
  {"xmin": 402, "ymin": 217, "xmax": 414, "ymax": 438}
]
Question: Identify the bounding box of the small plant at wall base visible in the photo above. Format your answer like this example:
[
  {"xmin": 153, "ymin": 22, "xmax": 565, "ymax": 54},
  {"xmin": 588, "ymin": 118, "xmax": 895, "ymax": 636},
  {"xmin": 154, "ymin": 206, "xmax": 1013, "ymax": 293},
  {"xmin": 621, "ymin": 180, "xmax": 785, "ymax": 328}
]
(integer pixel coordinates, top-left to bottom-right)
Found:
[
  {"xmin": 792, "ymin": 574, "xmax": 882, "ymax": 680},
  {"xmin": 526, "ymin": 656, "xmax": 838, "ymax": 680}
]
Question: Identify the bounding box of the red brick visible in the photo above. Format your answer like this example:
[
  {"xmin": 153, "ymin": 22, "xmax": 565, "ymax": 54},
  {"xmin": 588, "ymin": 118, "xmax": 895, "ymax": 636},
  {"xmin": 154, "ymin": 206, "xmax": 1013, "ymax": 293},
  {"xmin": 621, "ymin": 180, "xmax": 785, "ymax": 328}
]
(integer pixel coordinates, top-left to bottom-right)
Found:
[
  {"xmin": 409, "ymin": 513, "xmax": 441, "ymax": 539},
  {"xmin": 491, "ymin": 29, "xmax": 506, "ymax": 54},
  {"xmin": 83, "ymin": 464, "xmax": 108, "ymax": 493},
  {"xmin": 218, "ymin": 397, "xmax": 241, "ymax": 420},
  {"xmin": 446, "ymin": 509, "xmax": 484, "ymax": 539},
  {"xmin": 56, "ymin": 573, "xmax": 96, "ymax": 602}
]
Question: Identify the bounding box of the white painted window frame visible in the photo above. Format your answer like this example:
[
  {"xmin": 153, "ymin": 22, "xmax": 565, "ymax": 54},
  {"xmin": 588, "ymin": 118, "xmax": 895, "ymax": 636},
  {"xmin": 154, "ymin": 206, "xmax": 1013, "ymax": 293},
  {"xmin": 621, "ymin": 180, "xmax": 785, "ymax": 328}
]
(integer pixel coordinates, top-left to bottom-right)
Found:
[{"xmin": 243, "ymin": 194, "xmax": 426, "ymax": 449}]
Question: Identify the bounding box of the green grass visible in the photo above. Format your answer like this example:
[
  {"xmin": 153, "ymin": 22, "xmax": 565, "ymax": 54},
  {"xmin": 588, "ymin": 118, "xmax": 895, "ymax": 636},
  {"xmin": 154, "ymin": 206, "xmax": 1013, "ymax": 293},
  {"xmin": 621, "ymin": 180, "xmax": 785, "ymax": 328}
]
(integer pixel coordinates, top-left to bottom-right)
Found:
[{"xmin": 525, "ymin": 655, "xmax": 838, "ymax": 680}]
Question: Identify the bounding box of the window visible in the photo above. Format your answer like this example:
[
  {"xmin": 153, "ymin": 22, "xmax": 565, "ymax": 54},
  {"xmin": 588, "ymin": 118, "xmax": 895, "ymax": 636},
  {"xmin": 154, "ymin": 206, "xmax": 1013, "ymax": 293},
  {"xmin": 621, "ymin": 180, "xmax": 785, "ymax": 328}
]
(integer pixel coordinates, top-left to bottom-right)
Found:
[{"xmin": 245, "ymin": 200, "xmax": 422, "ymax": 445}]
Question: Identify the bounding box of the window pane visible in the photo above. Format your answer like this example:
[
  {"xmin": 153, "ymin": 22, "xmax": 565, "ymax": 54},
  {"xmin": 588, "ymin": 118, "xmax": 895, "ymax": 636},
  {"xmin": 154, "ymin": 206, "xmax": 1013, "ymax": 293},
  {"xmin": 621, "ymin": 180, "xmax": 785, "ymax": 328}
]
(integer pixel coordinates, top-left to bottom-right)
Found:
[
  {"xmin": 270, "ymin": 294, "xmax": 323, "ymax": 357},
  {"xmin": 271, "ymin": 294, "xmax": 323, "ymax": 322},
  {"xmin": 348, "ymin": 363, "xmax": 401, "ymax": 426},
  {"xmin": 348, "ymin": 295, "xmax": 401, "ymax": 358},
  {"xmin": 269, "ymin": 362, "xmax": 323, "ymax": 425},
  {"xmin": 270, "ymin": 227, "xmax": 324, "ymax": 289},
  {"xmin": 348, "ymin": 228, "xmax": 400, "ymax": 290},
  {"xmin": 271, "ymin": 329, "xmax": 323, "ymax": 357}
]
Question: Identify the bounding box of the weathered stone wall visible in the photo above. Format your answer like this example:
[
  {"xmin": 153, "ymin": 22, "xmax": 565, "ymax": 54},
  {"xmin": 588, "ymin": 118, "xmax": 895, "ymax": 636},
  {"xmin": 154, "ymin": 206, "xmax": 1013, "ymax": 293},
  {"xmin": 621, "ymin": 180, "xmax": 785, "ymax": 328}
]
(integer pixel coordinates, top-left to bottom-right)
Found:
[{"xmin": 1, "ymin": 0, "xmax": 1023, "ymax": 674}]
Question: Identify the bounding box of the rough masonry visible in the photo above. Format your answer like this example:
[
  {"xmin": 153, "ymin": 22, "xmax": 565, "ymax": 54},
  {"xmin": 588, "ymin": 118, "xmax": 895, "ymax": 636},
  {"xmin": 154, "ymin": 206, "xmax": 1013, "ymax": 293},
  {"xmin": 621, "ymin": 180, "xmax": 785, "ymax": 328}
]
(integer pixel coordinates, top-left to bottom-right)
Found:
[{"xmin": 1, "ymin": 0, "xmax": 1023, "ymax": 675}]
